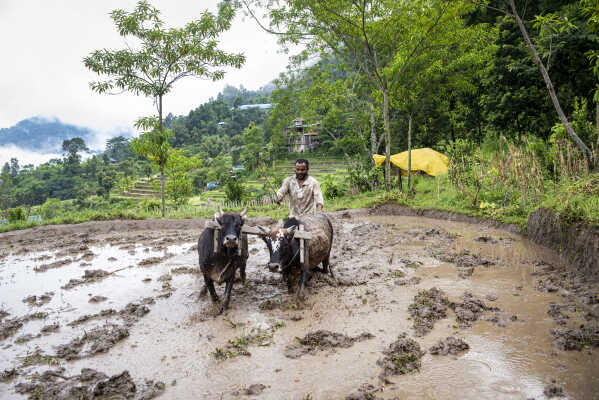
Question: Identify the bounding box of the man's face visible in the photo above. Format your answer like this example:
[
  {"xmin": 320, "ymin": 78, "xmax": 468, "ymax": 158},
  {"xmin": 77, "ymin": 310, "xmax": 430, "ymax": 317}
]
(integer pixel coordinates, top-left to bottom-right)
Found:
[{"xmin": 295, "ymin": 163, "xmax": 308, "ymax": 180}]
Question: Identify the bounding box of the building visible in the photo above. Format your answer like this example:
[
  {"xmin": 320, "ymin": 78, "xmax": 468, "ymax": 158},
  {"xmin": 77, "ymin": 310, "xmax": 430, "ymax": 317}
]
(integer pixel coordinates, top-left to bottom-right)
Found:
[{"xmin": 284, "ymin": 117, "xmax": 320, "ymax": 152}]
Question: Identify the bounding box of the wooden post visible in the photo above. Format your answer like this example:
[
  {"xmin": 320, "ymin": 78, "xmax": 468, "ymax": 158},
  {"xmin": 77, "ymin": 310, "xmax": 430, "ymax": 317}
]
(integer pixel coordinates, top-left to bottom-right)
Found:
[
  {"xmin": 299, "ymin": 224, "xmax": 305, "ymax": 264},
  {"xmin": 397, "ymin": 167, "xmax": 402, "ymax": 192},
  {"xmin": 213, "ymin": 227, "xmax": 219, "ymax": 253}
]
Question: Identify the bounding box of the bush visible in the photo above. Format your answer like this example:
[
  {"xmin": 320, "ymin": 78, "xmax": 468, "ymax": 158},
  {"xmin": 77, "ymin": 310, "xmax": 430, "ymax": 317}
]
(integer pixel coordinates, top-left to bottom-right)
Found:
[
  {"xmin": 224, "ymin": 178, "xmax": 245, "ymax": 202},
  {"xmin": 7, "ymin": 207, "xmax": 26, "ymax": 223},
  {"xmin": 40, "ymin": 198, "xmax": 63, "ymax": 219},
  {"xmin": 321, "ymin": 174, "xmax": 345, "ymax": 200}
]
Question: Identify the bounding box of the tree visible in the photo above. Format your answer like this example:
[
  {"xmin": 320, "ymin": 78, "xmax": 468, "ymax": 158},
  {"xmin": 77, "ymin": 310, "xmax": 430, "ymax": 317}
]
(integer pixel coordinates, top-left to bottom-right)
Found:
[
  {"xmin": 241, "ymin": 122, "xmax": 263, "ymax": 171},
  {"xmin": 84, "ymin": 0, "xmax": 245, "ymax": 216},
  {"xmin": 507, "ymin": 0, "xmax": 594, "ymax": 166},
  {"xmin": 244, "ymin": 0, "xmax": 473, "ymax": 189}
]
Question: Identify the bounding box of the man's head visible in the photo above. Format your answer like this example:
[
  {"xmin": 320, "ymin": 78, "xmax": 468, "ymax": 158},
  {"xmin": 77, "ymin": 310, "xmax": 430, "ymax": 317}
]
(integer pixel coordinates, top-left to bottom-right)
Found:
[{"xmin": 295, "ymin": 159, "xmax": 309, "ymax": 180}]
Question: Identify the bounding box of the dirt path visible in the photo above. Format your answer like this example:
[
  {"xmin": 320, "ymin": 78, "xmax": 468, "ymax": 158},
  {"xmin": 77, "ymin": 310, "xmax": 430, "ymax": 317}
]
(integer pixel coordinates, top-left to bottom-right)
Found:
[{"xmin": 0, "ymin": 209, "xmax": 598, "ymax": 399}]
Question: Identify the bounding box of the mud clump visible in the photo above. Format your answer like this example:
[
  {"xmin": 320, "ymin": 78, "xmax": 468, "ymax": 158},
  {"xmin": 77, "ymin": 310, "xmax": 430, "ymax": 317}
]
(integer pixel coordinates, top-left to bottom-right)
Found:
[
  {"xmin": 1, "ymin": 312, "xmax": 48, "ymax": 340},
  {"xmin": 22, "ymin": 292, "xmax": 54, "ymax": 307},
  {"xmin": 41, "ymin": 322, "xmax": 60, "ymax": 333},
  {"xmin": 544, "ymin": 380, "xmax": 565, "ymax": 398},
  {"xmin": 13, "ymin": 368, "xmax": 158, "ymax": 400},
  {"xmin": 550, "ymin": 324, "xmax": 599, "ymax": 351},
  {"xmin": 0, "ymin": 318, "xmax": 24, "ymax": 340},
  {"xmin": 1, "ymin": 368, "xmax": 18, "ymax": 383},
  {"xmin": 61, "ymin": 269, "xmax": 111, "ymax": 290},
  {"xmin": 449, "ymin": 292, "xmax": 499, "ymax": 328},
  {"xmin": 55, "ymin": 323, "xmax": 129, "ymax": 360},
  {"xmin": 68, "ymin": 309, "xmax": 117, "ymax": 327},
  {"xmin": 395, "ymin": 277, "xmax": 421, "ymax": 286},
  {"xmin": 345, "ymin": 384, "xmax": 382, "ymax": 400},
  {"xmin": 408, "ymin": 287, "xmax": 449, "ymax": 336},
  {"xmin": 429, "ymin": 337, "xmax": 469, "ymax": 355},
  {"xmin": 474, "ymin": 236, "xmax": 498, "ymax": 244},
  {"xmin": 284, "ymin": 330, "xmax": 374, "ymax": 359},
  {"xmin": 245, "ymin": 383, "xmax": 266, "ymax": 395},
  {"xmin": 377, "ymin": 333, "xmax": 424, "ymax": 378},
  {"xmin": 139, "ymin": 256, "xmax": 164, "ymax": 266},
  {"xmin": 89, "ymin": 295, "xmax": 108, "ymax": 303},
  {"xmin": 171, "ymin": 266, "xmax": 197, "ymax": 274},
  {"xmin": 34, "ymin": 258, "xmax": 72, "ymax": 272},
  {"xmin": 547, "ymin": 303, "xmax": 576, "ymax": 325}
]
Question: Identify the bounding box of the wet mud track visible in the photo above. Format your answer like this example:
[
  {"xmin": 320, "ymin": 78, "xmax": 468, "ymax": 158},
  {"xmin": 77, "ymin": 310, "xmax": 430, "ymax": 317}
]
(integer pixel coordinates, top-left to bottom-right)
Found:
[{"xmin": 0, "ymin": 210, "xmax": 598, "ymax": 399}]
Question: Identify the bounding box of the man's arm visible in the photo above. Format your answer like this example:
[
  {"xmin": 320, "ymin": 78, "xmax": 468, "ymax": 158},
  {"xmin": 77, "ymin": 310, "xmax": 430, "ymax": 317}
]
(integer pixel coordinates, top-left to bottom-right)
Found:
[
  {"xmin": 313, "ymin": 180, "xmax": 324, "ymax": 212},
  {"xmin": 275, "ymin": 178, "xmax": 289, "ymax": 204}
]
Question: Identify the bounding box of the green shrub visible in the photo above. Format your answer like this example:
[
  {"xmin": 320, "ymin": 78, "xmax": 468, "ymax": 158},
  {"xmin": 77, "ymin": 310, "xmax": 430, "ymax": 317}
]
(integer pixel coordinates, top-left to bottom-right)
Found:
[
  {"xmin": 321, "ymin": 174, "xmax": 345, "ymax": 200},
  {"xmin": 224, "ymin": 178, "xmax": 245, "ymax": 202},
  {"xmin": 40, "ymin": 198, "xmax": 63, "ymax": 219},
  {"xmin": 7, "ymin": 207, "xmax": 26, "ymax": 223}
]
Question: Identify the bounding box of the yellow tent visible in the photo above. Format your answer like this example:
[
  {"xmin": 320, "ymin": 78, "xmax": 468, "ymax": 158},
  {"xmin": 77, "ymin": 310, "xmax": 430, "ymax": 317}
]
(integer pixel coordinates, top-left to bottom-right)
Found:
[{"xmin": 373, "ymin": 148, "xmax": 449, "ymax": 176}]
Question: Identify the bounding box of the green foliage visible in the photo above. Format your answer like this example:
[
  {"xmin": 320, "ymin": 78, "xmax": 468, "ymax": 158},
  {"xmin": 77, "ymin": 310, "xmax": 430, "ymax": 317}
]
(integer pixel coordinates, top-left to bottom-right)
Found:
[
  {"xmin": 321, "ymin": 174, "xmax": 345, "ymax": 200},
  {"xmin": 40, "ymin": 198, "xmax": 63, "ymax": 219},
  {"xmin": 166, "ymin": 171, "xmax": 193, "ymax": 204},
  {"xmin": 241, "ymin": 123, "xmax": 264, "ymax": 171},
  {"xmin": 224, "ymin": 178, "xmax": 245, "ymax": 202},
  {"xmin": 7, "ymin": 207, "xmax": 25, "ymax": 223}
]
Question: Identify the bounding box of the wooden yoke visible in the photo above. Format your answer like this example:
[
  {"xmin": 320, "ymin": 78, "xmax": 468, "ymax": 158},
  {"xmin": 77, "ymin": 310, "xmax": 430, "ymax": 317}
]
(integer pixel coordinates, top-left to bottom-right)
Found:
[{"xmin": 204, "ymin": 221, "xmax": 313, "ymax": 262}]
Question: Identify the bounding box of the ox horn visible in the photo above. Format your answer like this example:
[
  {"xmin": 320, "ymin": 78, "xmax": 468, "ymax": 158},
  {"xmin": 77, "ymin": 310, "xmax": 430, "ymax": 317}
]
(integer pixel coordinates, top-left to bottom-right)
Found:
[
  {"xmin": 240, "ymin": 206, "xmax": 247, "ymax": 219},
  {"xmin": 214, "ymin": 205, "xmax": 224, "ymax": 220},
  {"xmin": 285, "ymin": 225, "xmax": 297, "ymax": 238}
]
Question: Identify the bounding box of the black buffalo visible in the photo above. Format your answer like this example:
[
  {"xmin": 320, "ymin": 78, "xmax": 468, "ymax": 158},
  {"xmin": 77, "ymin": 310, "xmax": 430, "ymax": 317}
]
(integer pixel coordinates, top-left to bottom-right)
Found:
[
  {"xmin": 261, "ymin": 213, "xmax": 333, "ymax": 298},
  {"xmin": 198, "ymin": 206, "xmax": 248, "ymax": 310}
]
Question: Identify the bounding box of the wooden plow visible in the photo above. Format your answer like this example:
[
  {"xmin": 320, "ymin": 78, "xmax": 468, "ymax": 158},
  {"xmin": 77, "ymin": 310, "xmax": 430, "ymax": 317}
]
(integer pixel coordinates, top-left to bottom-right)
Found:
[{"xmin": 204, "ymin": 221, "xmax": 313, "ymax": 268}]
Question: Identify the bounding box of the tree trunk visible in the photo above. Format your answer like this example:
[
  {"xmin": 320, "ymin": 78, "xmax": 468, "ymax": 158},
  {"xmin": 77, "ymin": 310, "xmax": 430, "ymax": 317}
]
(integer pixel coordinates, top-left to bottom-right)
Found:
[
  {"xmin": 407, "ymin": 114, "xmax": 412, "ymax": 190},
  {"xmin": 370, "ymin": 104, "xmax": 377, "ymax": 167},
  {"xmin": 383, "ymin": 88, "xmax": 391, "ymax": 191},
  {"xmin": 508, "ymin": 0, "xmax": 593, "ymax": 166},
  {"xmin": 159, "ymin": 94, "xmax": 166, "ymax": 218}
]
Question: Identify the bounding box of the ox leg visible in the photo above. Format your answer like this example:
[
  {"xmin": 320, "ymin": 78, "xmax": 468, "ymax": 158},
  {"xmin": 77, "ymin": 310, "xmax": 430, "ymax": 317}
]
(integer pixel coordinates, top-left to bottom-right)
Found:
[
  {"xmin": 203, "ymin": 273, "xmax": 219, "ymax": 302},
  {"xmin": 239, "ymin": 262, "xmax": 247, "ymax": 285},
  {"xmin": 284, "ymin": 271, "xmax": 294, "ymax": 294},
  {"xmin": 296, "ymin": 268, "xmax": 311, "ymax": 300},
  {"xmin": 322, "ymin": 256, "xmax": 335, "ymax": 278},
  {"xmin": 223, "ymin": 277, "xmax": 234, "ymax": 310}
]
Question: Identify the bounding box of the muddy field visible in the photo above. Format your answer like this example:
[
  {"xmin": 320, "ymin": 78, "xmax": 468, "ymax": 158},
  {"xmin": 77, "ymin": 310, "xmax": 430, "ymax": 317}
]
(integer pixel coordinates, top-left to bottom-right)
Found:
[{"xmin": 0, "ymin": 207, "xmax": 598, "ymax": 399}]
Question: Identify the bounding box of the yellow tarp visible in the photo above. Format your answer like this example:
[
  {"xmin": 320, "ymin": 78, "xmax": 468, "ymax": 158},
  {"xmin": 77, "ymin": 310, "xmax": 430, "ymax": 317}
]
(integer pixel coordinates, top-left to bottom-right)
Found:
[{"xmin": 373, "ymin": 148, "xmax": 449, "ymax": 176}]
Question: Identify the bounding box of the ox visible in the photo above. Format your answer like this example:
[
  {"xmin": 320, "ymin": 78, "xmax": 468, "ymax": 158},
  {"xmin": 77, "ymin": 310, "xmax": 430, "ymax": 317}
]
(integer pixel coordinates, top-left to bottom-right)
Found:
[
  {"xmin": 261, "ymin": 213, "xmax": 334, "ymax": 298},
  {"xmin": 198, "ymin": 206, "xmax": 248, "ymax": 310}
]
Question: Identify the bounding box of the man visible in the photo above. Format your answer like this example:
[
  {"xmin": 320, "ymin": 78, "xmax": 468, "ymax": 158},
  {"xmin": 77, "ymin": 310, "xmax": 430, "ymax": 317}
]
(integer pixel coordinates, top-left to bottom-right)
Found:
[{"xmin": 276, "ymin": 159, "xmax": 324, "ymax": 217}]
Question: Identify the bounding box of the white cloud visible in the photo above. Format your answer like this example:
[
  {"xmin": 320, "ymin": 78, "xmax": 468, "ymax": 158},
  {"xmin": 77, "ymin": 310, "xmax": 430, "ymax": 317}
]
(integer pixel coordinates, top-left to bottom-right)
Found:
[
  {"xmin": 0, "ymin": 145, "xmax": 62, "ymax": 167},
  {"xmin": 0, "ymin": 0, "xmax": 295, "ymax": 133}
]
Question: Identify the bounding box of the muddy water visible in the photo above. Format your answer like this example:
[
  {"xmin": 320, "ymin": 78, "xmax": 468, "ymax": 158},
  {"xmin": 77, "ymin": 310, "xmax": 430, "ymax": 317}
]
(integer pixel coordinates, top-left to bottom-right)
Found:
[{"xmin": 0, "ymin": 214, "xmax": 597, "ymax": 399}]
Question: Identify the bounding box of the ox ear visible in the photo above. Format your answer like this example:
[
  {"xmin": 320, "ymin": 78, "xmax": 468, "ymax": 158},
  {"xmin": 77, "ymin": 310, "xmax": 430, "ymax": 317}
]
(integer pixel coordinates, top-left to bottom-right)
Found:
[
  {"xmin": 240, "ymin": 206, "xmax": 247, "ymax": 220},
  {"xmin": 285, "ymin": 225, "xmax": 297, "ymax": 239}
]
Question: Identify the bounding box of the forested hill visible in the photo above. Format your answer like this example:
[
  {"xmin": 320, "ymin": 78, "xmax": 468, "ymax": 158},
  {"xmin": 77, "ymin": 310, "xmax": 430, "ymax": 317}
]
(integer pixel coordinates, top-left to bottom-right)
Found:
[{"xmin": 0, "ymin": 117, "xmax": 98, "ymax": 153}]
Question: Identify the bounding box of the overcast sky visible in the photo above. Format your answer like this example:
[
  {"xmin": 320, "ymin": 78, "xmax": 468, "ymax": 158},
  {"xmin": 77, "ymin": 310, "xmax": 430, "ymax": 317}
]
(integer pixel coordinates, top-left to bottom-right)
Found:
[{"xmin": 0, "ymin": 0, "xmax": 293, "ymax": 136}]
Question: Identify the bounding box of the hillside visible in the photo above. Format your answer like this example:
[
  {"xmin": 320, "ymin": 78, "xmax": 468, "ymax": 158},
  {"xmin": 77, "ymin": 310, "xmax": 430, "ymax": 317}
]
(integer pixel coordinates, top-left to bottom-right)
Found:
[{"xmin": 0, "ymin": 117, "xmax": 108, "ymax": 153}]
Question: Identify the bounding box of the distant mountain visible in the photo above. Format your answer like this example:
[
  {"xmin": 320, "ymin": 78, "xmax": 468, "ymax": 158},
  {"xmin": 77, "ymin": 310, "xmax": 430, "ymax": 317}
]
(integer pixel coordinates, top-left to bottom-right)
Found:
[{"xmin": 0, "ymin": 117, "xmax": 99, "ymax": 154}]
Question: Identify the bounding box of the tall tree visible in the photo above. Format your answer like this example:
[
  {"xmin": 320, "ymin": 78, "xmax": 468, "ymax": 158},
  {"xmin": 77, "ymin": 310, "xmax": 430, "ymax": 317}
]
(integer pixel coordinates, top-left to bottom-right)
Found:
[
  {"xmin": 84, "ymin": 0, "xmax": 245, "ymax": 216},
  {"xmin": 244, "ymin": 0, "xmax": 473, "ymax": 189}
]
